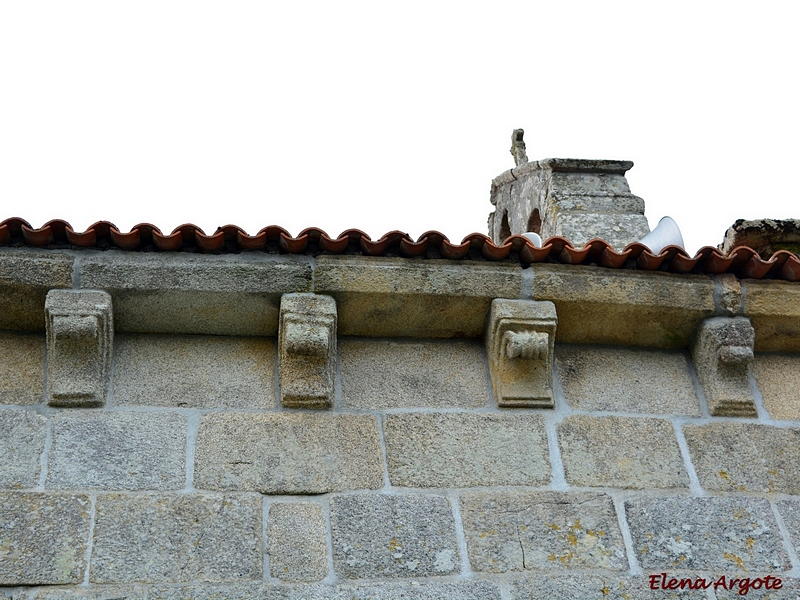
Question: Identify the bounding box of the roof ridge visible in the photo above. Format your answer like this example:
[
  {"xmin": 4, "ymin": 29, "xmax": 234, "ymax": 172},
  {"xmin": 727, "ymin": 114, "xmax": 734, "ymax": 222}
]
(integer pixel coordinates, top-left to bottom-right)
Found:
[{"xmin": 1, "ymin": 218, "xmax": 798, "ymax": 281}]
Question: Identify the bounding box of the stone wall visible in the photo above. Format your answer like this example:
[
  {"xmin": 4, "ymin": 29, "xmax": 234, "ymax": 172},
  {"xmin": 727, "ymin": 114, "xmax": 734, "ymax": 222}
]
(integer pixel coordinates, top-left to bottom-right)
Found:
[
  {"xmin": 3, "ymin": 336, "xmax": 800, "ymax": 598},
  {"xmin": 2, "ymin": 249, "xmax": 800, "ymax": 599}
]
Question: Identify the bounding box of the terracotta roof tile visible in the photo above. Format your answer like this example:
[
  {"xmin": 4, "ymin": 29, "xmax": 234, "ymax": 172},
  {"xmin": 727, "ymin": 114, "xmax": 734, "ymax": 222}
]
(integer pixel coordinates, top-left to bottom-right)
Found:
[{"xmin": 1, "ymin": 218, "xmax": 799, "ymax": 281}]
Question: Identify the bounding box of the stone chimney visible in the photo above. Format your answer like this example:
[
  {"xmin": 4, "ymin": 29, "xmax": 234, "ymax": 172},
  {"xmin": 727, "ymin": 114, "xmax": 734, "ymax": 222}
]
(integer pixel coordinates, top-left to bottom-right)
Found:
[{"xmin": 488, "ymin": 130, "xmax": 650, "ymax": 249}]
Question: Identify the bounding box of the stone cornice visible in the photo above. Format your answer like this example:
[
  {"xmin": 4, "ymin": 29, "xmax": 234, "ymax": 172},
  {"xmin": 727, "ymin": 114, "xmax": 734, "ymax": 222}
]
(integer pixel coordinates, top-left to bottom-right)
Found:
[{"xmin": 2, "ymin": 249, "xmax": 798, "ymax": 351}]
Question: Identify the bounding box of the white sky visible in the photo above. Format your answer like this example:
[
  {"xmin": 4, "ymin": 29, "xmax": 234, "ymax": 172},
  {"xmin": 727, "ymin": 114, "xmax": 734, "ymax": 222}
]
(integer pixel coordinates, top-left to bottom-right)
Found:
[{"xmin": 1, "ymin": 2, "xmax": 797, "ymax": 255}]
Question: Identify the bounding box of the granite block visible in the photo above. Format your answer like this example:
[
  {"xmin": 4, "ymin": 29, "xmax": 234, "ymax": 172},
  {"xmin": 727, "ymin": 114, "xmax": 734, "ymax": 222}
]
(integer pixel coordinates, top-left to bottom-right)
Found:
[
  {"xmin": 754, "ymin": 353, "xmax": 800, "ymax": 420},
  {"xmin": 0, "ymin": 333, "xmax": 44, "ymax": 405},
  {"xmin": 330, "ymin": 493, "xmax": 459, "ymax": 579},
  {"xmin": 147, "ymin": 585, "xmax": 289, "ymax": 600},
  {"xmin": 558, "ymin": 415, "xmax": 688, "ymax": 489},
  {"xmin": 684, "ymin": 422, "xmax": 800, "ymax": 494},
  {"xmin": 460, "ymin": 491, "xmax": 627, "ymax": 572},
  {"xmin": 0, "ymin": 251, "xmax": 73, "ymax": 332},
  {"xmin": 47, "ymin": 411, "xmax": 186, "ymax": 491},
  {"xmin": 0, "ymin": 409, "xmax": 46, "ymax": 489},
  {"xmin": 90, "ymin": 493, "xmax": 262, "ymax": 583},
  {"xmin": 556, "ymin": 346, "xmax": 700, "ymax": 415},
  {"xmin": 113, "ymin": 334, "xmax": 275, "ymax": 409},
  {"xmin": 511, "ymin": 573, "xmax": 709, "ymax": 599},
  {"xmin": 626, "ymin": 495, "xmax": 788, "ymax": 572},
  {"xmin": 341, "ymin": 339, "xmax": 488, "ymax": 409},
  {"xmin": 79, "ymin": 252, "xmax": 312, "ymax": 336},
  {"xmin": 267, "ymin": 502, "xmax": 327, "ymax": 582},
  {"xmin": 384, "ymin": 412, "xmax": 549, "ymax": 487},
  {"xmin": 0, "ymin": 492, "xmax": 90, "ymax": 585},
  {"xmin": 34, "ymin": 587, "xmax": 147, "ymax": 599},
  {"xmin": 293, "ymin": 581, "xmax": 501, "ymax": 600},
  {"xmin": 194, "ymin": 413, "xmax": 382, "ymax": 494}
]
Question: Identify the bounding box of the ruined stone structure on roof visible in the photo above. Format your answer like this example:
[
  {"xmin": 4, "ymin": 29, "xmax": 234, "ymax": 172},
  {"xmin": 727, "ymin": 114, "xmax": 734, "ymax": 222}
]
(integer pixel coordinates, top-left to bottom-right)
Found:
[{"xmin": 1, "ymin": 137, "xmax": 800, "ymax": 599}]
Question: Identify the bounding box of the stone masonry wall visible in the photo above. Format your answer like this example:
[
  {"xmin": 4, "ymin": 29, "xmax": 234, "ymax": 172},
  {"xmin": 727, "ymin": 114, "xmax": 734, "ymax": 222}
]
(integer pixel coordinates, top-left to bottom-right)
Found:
[{"xmin": 3, "ymin": 328, "xmax": 800, "ymax": 599}]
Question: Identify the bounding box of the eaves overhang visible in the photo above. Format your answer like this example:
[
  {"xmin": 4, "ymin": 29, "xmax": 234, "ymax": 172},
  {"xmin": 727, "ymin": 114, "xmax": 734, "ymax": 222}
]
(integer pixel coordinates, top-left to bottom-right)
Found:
[
  {"xmin": 1, "ymin": 245, "xmax": 798, "ymax": 352},
  {"xmin": 2, "ymin": 218, "xmax": 800, "ymax": 281}
]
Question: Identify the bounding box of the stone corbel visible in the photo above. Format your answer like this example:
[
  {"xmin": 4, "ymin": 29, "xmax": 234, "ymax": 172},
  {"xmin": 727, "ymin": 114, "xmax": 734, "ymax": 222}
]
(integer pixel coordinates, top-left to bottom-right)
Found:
[
  {"xmin": 486, "ymin": 299, "xmax": 557, "ymax": 408},
  {"xmin": 279, "ymin": 294, "xmax": 337, "ymax": 408},
  {"xmin": 45, "ymin": 290, "xmax": 113, "ymax": 407},
  {"xmin": 692, "ymin": 316, "xmax": 756, "ymax": 417}
]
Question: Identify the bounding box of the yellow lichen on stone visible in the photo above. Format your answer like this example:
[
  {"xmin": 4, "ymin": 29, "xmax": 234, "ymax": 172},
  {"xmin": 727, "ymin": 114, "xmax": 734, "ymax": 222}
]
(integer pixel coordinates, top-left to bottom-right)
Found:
[
  {"xmin": 566, "ymin": 532, "xmax": 578, "ymax": 546},
  {"xmin": 724, "ymin": 551, "xmax": 746, "ymax": 571}
]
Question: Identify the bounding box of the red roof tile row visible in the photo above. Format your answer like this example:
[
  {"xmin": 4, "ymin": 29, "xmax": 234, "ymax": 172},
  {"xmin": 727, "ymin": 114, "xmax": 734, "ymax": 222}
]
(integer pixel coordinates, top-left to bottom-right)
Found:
[{"xmin": 1, "ymin": 218, "xmax": 799, "ymax": 281}]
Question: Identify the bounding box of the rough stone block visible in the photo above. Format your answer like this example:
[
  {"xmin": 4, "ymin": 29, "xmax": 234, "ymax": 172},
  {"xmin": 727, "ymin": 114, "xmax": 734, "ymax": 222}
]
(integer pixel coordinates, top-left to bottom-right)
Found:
[
  {"xmin": 0, "ymin": 410, "xmax": 46, "ymax": 489},
  {"xmin": 293, "ymin": 581, "xmax": 502, "ymax": 600},
  {"xmin": 532, "ymin": 265, "xmax": 715, "ymax": 348},
  {"xmin": 47, "ymin": 411, "xmax": 186, "ymax": 491},
  {"xmin": 340, "ymin": 339, "xmax": 488, "ymax": 409},
  {"xmin": 485, "ymin": 299, "xmax": 557, "ymax": 408},
  {"xmin": 626, "ymin": 496, "xmax": 788, "ymax": 572},
  {"xmin": 556, "ymin": 346, "xmax": 700, "ymax": 415},
  {"xmin": 717, "ymin": 273, "xmax": 742, "ymax": 316},
  {"xmin": 692, "ymin": 316, "xmax": 757, "ymax": 416},
  {"xmin": 754, "ymin": 353, "xmax": 800, "ymax": 420},
  {"xmin": 79, "ymin": 252, "xmax": 312, "ymax": 336},
  {"xmin": 147, "ymin": 585, "xmax": 289, "ymax": 600},
  {"xmin": 113, "ymin": 334, "xmax": 275, "ymax": 409},
  {"xmin": 0, "ymin": 251, "xmax": 73, "ymax": 332},
  {"xmin": 549, "ymin": 193, "xmax": 646, "ymax": 216},
  {"xmin": 90, "ymin": 493, "xmax": 262, "ymax": 583},
  {"xmin": 267, "ymin": 502, "xmax": 328, "ymax": 582},
  {"xmin": 460, "ymin": 491, "xmax": 626, "ymax": 573},
  {"xmin": 511, "ymin": 573, "xmax": 709, "ymax": 599},
  {"xmin": 45, "ymin": 290, "xmax": 113, "ymax": 407},
  {"xmin": 684, "ymin": 422, "xmax": 800, "ymax": 494},
  {"xmin": 314, "ymin": 256, "xmax": 521, "ymax": 338},
  {"xmin": 0, "ymin": 492, "xmax": 90, "ymax": 585},
  {"xmin": 741, "ymin": 279, "xmax": 800, "ymax": 351},
  {"xmin": 383, "ymin": 412, "xmax": 549, "ymax": 487},
  {"xmin": 34, "ymin": 587, "xmax": 147, "ymax": 599},
  {"xmin": 721, "ymin": 217, "xmax": 800, "ymax": 254},
  {"xmin": 0, "ymin": 333, "xmax": 44, "ymax": 405},
  {"xmin": 278, "ymin": 294, "xmax": 336, "ymax": 408},
  {"xmin": 194, "ymin": 413, "xmax": 382, "ymax": 494},
  {"xmin": 556, "ymin": 212, "xmax": 651, "ymax": 250},
  {"xmin": 330, "ymin": 493, "xmax": 460, "ymax": 579},
  {"xmin": 549, "ymin": 173, "xmax": 639, "ymax": 207},
  {"xmin": 776, "ymin": 500, "xmax": 800, "ymax": 561},
  {"xmin": 558, "ymin": 415, "xmax": 688, "ymax": 489}
]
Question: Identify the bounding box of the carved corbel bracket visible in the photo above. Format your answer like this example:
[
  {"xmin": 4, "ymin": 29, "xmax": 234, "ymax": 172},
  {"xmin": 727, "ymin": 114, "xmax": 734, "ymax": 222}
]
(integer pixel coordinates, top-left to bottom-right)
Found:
[
  {"xmin": 486, "ymin": 299, "xmax": 557, "ymax": 408},
  {"xmin": 279, "ymin": 294, "xmax": 337, "ymax": 409},
  {"xmin": 692, "ymin": 316, "xmax": 756, "ymax": 417},
  {"xmin": 45, "ymin": 290, "xmax": 113, "ymax": 407}
]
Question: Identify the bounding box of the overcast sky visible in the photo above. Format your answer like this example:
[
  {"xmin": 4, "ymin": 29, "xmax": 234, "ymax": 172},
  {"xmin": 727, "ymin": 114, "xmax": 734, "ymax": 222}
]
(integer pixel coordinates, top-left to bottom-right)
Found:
[{"xmin": 1, "ymin": 2, "xmax": 797, "ymax": 255}]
